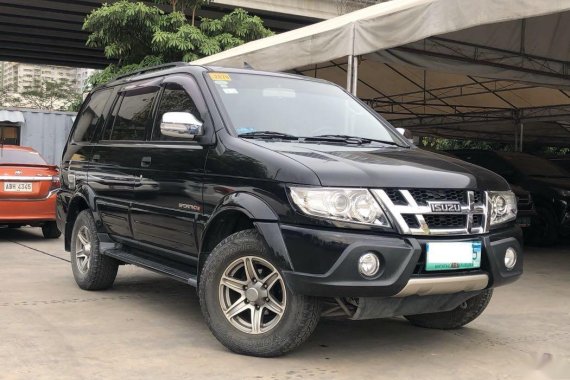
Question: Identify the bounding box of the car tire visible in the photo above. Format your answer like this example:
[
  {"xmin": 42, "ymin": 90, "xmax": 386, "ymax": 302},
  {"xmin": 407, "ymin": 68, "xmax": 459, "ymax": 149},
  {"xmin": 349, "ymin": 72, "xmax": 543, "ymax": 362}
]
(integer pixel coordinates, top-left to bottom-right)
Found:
[
  {"xmin": 199, "ymin": 229, "xmax": 321, "ymax": 357},
  {"xmin": 527, "ymin": 205, "xmax": 558, "ymax": 246},
  {"xmin": 42, "ymin": 221, "xmax": 61, "ymax": 239},
  {"xmin": 404, "ymin": 289, "xmax": 493, "ymax": 330},
  {"xmin": 70, "ymin": 210, "xmax": 119, "ymax": 290}
]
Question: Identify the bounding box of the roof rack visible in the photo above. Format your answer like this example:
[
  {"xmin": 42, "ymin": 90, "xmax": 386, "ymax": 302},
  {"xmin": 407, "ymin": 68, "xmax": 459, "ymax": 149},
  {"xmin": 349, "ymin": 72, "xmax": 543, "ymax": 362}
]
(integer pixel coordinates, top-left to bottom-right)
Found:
[{"xmin": 114, "ymin": 62, "xmax": 188, "ymax": 80}]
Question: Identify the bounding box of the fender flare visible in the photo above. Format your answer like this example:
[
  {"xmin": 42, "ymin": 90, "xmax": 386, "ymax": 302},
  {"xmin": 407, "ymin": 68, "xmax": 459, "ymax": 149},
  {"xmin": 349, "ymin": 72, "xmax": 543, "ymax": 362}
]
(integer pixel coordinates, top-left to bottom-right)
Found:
[
  {"xmin": 64, "ymin": 185, "xmax": 110, "ymax": 249},
  {"xmin": 199, "ymin": 192, "xmax": 294, "ymax": 277}
]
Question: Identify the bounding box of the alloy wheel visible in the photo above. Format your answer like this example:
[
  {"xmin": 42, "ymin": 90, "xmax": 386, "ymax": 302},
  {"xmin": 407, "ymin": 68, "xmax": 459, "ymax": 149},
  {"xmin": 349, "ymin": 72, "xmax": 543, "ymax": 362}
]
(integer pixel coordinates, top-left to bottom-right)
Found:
[{"xmin": 218, "ymin": 256, "xmax": 286, "ymax": 334}]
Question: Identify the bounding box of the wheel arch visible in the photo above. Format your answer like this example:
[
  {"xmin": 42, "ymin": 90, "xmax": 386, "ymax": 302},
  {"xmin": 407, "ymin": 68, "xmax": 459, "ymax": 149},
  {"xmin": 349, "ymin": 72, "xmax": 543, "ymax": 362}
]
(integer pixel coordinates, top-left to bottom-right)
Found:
[
  {"xmin": 64, "ymin": 186, "xmax": 101, "ymax": 251},
  {"xmin": 198, "ymin": 192, "xmax": 293, "ymax": 283}
]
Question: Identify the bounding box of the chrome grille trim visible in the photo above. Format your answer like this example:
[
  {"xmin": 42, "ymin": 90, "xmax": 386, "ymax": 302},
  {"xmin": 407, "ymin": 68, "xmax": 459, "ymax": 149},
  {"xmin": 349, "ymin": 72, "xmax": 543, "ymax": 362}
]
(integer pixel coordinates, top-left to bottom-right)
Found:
[{"xmin": 372, "ymin": 189, "xmax": 489, "ymax": 236}]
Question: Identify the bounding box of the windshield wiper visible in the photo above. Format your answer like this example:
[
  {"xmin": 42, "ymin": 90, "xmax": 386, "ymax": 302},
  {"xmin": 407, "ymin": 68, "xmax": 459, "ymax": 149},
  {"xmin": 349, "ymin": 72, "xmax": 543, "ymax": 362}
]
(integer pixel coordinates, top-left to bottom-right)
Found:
[
  {"xmin": 307, "ymin": 134, "xmax": 406, "ymax": 147},
  {"xmin": 238, "ymin": 131, "xmax": 299, "ymax": 140}
]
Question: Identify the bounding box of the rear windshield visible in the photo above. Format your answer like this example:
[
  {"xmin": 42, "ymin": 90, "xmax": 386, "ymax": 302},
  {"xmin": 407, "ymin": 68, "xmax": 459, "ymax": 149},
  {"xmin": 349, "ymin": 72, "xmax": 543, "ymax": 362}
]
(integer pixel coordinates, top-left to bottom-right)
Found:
[{"xmin": 0, "ymin": 149, "xmax": 47, "ymax": 165}]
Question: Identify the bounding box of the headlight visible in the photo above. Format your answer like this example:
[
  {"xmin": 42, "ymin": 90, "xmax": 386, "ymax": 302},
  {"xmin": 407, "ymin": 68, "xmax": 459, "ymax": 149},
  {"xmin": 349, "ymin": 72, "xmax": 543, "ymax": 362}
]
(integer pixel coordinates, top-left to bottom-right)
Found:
[
  {"xmin": 488, "ymin": 191, "xmax": 517, "ymax": 226},
  {"xmin": 289, "ymin": 187, "xmax": 390, "ymax": 227}
]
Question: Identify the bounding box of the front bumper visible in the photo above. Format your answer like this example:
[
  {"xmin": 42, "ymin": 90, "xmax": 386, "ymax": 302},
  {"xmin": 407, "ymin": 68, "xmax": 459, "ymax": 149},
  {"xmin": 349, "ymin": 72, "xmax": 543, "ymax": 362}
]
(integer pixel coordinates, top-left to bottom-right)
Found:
[{"xmin": 281, "ymin": 224, "xmax": 523, "ymax": 297}]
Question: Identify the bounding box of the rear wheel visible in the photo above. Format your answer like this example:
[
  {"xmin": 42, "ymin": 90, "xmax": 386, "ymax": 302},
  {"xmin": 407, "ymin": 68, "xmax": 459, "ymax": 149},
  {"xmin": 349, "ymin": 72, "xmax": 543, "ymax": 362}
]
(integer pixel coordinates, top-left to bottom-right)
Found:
[
  {"xmin": 70, "ymin": 210, "xmax": 118, "ymax": 290},
  {"xmin": 199, "ymin": 229, "xmax": 320, "ymax": 357},
  {"xmin": 405, "ymin": 290, "xmax": 493, "ymax": 330},
  {"xmin": 42, "ymin": 221, "xmax": 61, "ymax": 239}
]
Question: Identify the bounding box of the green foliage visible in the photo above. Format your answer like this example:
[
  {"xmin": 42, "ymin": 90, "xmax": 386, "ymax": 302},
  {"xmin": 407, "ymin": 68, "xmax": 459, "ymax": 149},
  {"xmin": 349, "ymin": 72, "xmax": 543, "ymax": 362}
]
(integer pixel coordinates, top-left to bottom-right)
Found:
[
  {"xmin": 152, "ymin": 0, "xmax": 211, "ymax": 25},
  {"xmin": 84, "ymin": 1, "xmax": 273, "ymax": 87},
  {"xmin": 0, "ymin": 88, "xmax": 17, "ymax": 107},
  {"xmin": 420, "ymin": 137, "xmax": 507, "ymax": 151},
  {"xmin": 15, "ymin": 79, "xmax": 81, "ymax": 111}
]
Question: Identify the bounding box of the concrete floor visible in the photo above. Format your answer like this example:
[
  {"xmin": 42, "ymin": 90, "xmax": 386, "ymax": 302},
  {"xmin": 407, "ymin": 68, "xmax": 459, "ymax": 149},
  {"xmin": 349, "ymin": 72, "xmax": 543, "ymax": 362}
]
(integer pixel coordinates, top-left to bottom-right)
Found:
[{"xmin": 1, "ymin": 227, "xmax": 569, "ymax": 380}]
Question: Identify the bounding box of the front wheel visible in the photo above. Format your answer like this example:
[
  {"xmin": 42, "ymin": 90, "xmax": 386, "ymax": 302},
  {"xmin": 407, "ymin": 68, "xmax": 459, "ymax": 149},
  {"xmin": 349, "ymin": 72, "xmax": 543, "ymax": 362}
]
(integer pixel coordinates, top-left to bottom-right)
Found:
[
  {"xmin": 199, "ymin": 229, "xmax": 320, "ymax": 357},
  {"xmin": 405, "ymin": 289, "xmax": 493, "ymax": 329}
]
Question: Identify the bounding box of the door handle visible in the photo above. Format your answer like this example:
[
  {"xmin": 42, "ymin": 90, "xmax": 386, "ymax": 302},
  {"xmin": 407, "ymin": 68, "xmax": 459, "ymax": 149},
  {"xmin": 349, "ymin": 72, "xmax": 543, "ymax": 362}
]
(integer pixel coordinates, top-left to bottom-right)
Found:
[
  {"xmin": 92, "ymin": 154, "xmax": 100, "ymax": 162},
  {"xmin": 141, "ymin": 156, "xmax": 152, "ymax": 168}
]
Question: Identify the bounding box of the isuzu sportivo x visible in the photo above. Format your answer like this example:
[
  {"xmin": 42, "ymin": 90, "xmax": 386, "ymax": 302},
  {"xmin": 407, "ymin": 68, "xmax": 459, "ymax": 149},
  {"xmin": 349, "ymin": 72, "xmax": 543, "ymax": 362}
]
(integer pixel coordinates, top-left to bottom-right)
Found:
[{"xmin": 57, "ymin": 63, "xmax": 522, "ymax": 357}]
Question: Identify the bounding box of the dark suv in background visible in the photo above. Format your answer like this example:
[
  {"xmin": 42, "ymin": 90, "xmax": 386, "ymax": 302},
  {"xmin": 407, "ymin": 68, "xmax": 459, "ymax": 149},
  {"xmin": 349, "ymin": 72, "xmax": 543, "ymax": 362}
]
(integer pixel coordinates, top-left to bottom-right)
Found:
[
  {"xmin": 451, "ymin": 150, "xmax": 570, "ymax": 245},
  {"xmin": 57, "ymin": 63, "xmax": 523, "ymax": 357}
]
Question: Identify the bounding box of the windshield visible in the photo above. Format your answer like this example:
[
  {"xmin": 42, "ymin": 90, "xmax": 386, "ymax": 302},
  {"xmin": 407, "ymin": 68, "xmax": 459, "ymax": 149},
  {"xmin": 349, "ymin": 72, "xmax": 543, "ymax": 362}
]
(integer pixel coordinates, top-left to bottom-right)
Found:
[
  {"xmin": 502, "ymin": 153, "xmax": 570, "ymax": 177},
  {"xmin": 208, "ymin": 72, "xmax": 404, "ymax": 144},
  {"xmin": 0, "ymin": 148, "xmax": 47, "ymax": 165}
]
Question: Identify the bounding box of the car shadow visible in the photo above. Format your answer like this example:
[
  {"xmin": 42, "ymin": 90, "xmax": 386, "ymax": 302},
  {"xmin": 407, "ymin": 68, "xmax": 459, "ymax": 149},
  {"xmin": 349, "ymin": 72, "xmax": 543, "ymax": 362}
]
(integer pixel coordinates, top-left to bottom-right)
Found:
[
  {"xmin": 0, "ymin": 226, "xmax": 52, "ymax": 241},
  {"xmin": 100, "ymin": 273, "xmax": 499, "ymax": 360}
]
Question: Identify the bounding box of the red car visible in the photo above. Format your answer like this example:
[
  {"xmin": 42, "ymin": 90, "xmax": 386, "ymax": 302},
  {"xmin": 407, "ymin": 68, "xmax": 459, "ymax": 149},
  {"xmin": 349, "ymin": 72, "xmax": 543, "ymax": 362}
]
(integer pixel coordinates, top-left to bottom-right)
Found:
[{"xmin": 0, "ymin": 145, "xmax": 61, "ymax": 238}]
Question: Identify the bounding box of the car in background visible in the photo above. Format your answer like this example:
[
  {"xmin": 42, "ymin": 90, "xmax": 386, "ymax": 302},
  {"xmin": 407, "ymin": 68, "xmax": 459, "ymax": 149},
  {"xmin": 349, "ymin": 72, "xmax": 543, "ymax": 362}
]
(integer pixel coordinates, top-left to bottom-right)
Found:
[
  {"xmin": 0, "ymin": 145, "xmax": 61, "ymax": 238},
  {"xmin": 450, "ymin": 150, "xmax": 570, "ymax": 245},
  {"xmin": 549, "ymin": 156, "xmax": 570, "ymax": 173}
]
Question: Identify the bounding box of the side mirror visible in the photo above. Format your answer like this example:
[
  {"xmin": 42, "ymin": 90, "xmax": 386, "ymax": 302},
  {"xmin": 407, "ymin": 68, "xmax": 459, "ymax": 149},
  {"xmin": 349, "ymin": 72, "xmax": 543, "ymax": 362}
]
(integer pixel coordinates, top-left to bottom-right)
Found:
[{"xmin": 160, "ymin": 112, "xmax": 203, "ymax": 139}]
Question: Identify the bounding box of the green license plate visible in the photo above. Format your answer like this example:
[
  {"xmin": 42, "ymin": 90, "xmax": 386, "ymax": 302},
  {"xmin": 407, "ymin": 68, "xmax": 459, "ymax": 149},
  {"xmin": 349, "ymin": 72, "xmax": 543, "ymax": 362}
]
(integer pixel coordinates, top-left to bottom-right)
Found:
[{"xmin": 426, "ymin": 241, "xmax": 482, "ymax": 271}]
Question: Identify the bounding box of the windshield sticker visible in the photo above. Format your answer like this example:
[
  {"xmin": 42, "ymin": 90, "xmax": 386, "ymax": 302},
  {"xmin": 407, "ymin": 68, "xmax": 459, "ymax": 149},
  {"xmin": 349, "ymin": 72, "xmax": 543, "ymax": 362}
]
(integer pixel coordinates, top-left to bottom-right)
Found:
[
  {"xmin": 223, "ymin": 88, "xmax": 239, "ymax": 94},
  {"xmin": 209, "ymin": 73, "xmax": 231, "ymax": 81},
  {"xmin": 214, "ymin": 81, "xmax": 228, "ymax": 87}
]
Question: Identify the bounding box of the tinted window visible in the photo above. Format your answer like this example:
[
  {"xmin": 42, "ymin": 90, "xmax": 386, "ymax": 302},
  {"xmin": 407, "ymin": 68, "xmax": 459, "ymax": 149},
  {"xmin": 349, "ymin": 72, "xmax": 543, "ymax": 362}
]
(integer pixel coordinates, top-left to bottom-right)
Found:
[
  {"xmin": 459, "ymin": 153, "xmax": 517, "ymax": 178},
  {"xmin": 104, "ymin": 87, "xmax": 158, "ymax": 141},
  {"xmin": 73, "ymin": 89, "xmax": 111, "ymax": 142},
  {"xmin": 207, "ymin": 73, "xmax": 402, "ymax": 144},
  {"xmin": 0, "ymin": 149, "xmax": 47, "ymax": 165},
  {"xmin": 153, "ymin": 83, "xmax": 201, "ymax": 141}
]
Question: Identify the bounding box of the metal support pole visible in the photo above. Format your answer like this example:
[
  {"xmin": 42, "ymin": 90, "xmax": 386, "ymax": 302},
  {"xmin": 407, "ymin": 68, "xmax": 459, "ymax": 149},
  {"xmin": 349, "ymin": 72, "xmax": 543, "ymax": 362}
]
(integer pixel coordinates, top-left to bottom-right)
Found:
[
  {"xmin": 519, "ymin": 121, "xmax": 524, "ymax": 152},
  {"xmin": 346, "ymin": 55, "xmax": 358, "ymax": 96},
  {"xmin": 514, "ymin": 121, "xmax": 518, "ymax": 151}
]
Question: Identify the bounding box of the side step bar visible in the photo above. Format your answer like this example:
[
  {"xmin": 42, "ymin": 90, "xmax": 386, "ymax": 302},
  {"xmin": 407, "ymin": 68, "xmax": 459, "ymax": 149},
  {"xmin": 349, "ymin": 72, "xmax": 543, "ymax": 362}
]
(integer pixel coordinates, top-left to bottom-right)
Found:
[{"xmin": 104, "ymin": 248, "xmax": 198, "ymax": 287}]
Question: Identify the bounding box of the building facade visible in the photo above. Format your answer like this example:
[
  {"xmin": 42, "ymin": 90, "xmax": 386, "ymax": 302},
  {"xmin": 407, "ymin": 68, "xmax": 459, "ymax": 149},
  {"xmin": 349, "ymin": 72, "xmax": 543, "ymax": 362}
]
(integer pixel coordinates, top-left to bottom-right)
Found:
[{"xmin": 0, "ymin": 62, "xmax": 95, "ymax": 93}]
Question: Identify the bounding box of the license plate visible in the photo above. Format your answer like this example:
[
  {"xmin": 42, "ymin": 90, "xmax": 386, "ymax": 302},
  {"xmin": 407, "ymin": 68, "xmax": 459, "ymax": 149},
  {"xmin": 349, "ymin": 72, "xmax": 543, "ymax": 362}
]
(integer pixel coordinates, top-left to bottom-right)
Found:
[
  {"xmin": 3, "ymin": 182, "xmax": 33, "ymax": 192},
  {"xmin": 426, "ymin": 241, "xmax": 482, "ymax": 271}
]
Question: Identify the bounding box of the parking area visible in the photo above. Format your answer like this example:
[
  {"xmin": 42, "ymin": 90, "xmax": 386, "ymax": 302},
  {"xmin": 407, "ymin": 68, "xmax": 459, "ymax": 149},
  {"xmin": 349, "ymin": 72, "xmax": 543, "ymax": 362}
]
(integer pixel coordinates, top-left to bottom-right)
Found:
[{"xmin": 1, "ymin": 227, "xmax": 568, "ymax": 379}]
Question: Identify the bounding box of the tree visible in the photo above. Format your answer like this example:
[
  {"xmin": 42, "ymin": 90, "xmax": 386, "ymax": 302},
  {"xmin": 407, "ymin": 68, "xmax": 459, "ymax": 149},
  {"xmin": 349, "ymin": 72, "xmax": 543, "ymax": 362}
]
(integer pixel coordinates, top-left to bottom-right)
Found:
[
  {"xmin": 83, "ymin": 0, "xmax": 273, "ymax": 87},
  {"xmin": 152, "ymin": 0, "xmax": 211, "ymax": 25},
  {"xmin": 19, "ymin": 79, "xmax": 81, "ymax": 111},
  {"xmin": 0, "ymin": 88, "xmax": 17, "ymax": 107}
]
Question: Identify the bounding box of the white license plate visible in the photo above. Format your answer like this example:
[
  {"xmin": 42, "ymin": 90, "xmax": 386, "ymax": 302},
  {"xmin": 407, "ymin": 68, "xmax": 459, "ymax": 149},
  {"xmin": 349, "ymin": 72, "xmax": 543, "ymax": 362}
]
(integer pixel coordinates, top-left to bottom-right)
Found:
[
  {"xmin": 3, "ymin": 182, "xmax": 33, "ymax": 192},
  {"xmin": 426, "ymin": 241, "xmax": 482, "ymax": 271}
]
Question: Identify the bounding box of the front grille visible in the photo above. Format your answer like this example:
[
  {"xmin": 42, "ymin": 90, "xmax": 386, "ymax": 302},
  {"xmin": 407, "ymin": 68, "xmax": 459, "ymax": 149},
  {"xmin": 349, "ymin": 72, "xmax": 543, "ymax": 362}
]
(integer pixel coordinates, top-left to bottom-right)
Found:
[
  {"xmin": 423, "ymin": 214, "xmax": 466, "ymax": 229},
  {"xmin": 409, "ymin": 189, "xmax": 467, "ymax": 205},
  {"xmin": 402, "ymin": 214, "xmax": 419, "ymax": 228},
  {"xmin": 473, "ymin": 214, "xmax": 483, "ymax": 227},
  {"xmin": 385, "ymin": 189, "xmax": 407, "ymax": 205},
  {"xmin": 373, "ymin": 189, "xmax": 489, "ymax": 235}
]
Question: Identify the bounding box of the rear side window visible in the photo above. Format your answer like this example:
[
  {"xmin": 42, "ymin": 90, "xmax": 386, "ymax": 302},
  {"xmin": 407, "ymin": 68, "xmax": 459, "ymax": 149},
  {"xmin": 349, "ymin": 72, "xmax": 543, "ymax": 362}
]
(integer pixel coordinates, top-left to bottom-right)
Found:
[
  {"xmin": 0, "ymin": 149, "xmax": 47, "ymax": 165},
  {"xmin": 104, "ymin": 87, "xmax": 159, "ymax": 141},
  {"xmin": 73, "ymin": 89, "xmax": 111, "ymax": 142}
]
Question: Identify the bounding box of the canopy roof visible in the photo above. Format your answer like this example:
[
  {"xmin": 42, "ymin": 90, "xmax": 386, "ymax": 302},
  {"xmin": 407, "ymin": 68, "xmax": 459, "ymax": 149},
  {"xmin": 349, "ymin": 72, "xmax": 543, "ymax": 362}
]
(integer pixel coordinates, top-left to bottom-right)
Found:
[{"xmin": 194, "ymin": 0, "xmax": 570, "ymax": 147}]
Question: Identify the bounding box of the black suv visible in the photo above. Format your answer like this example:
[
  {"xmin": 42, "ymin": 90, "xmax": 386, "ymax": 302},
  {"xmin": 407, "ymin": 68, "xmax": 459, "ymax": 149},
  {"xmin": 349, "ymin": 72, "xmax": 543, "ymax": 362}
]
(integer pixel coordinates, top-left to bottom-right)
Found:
[
  {"xmin": 57, "ymin": 64, "xmax": 523, "ymax": 357},
  {"xmin": 451, "ymin": 150, "xmax": 570, "ymax": 245}
]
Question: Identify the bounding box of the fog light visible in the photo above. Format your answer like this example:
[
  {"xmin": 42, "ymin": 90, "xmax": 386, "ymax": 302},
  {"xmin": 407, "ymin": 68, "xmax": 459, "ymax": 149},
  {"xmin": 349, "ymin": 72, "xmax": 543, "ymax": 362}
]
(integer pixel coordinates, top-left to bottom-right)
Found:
[
  {"xmin": 358, "ymin": 252, "xmax": 380, "ymax": 277},
  {"xmin": 504, "ymin": 247, "xmax": 517, "ymax": 270}
]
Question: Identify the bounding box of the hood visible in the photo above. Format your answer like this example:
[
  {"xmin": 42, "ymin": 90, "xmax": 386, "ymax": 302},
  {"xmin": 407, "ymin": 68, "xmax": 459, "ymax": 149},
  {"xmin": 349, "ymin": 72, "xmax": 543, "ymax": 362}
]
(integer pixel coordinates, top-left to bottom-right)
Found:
[{"xmin": 250, "ymin": 141, "xmax": 510, "ymax": 190}]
